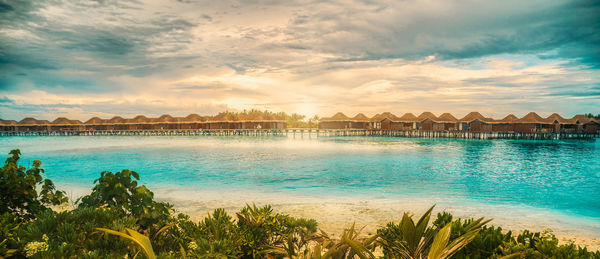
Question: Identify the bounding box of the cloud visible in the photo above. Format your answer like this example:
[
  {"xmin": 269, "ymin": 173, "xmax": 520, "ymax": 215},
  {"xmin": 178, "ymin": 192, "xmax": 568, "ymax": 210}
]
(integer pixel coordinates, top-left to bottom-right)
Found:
[
  {"xmin": 0, "ymin": 0, "xmax": 598, "ymax": 119},
  {"xmin": 0, "ymin": 96, "xmax": 14, "ymax": 104},
  {"xmin": 63, "ymin": 32, "xmax": 136, "ymax": 56},
  {"xmin": 0, "ymin": 2, "xmax": 13, "ymax": 13},
  {"xmin": 0, "ymin": 95, "xmax": 229, "ymax": 120}
]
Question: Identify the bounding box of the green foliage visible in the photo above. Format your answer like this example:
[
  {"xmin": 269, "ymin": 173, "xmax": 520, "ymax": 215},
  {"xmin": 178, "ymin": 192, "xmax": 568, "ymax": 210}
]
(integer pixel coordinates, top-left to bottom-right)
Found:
[
  {"xmin": 0, "ymin": 213, "xmax": 20, "ymax": 258},
  {"xmin": 434, "ymin": 212, "xmax": 513, "ymax": 258},
  {"xmin": 77, "ymin": 169, "xmax": 173, "ymax": 231},
  {"xmin": 17, "ymin": 207, "xmax": 138, "ymax": 258},
  {"xmin": 236, "ymin": 204, "xmax": 318, "ymax": 258},
  {"xmin": 0, "ymin": 149, "xmax": 67, "ymax": 219},
  {"xmin": 378, "ymin": 206, "xmax": 490, "ymax": 259},
  {"xmin": 435, "ymin": 213, "xmax": 600, "ymax": 259},
  {"xmin": 183, "ymin": 208, "xmax": 240, "ymax": 258},
  {"xmin": 96, "ymin": 227, "xmax": 156, "ymax": 259},
  {"xmin": 494, "ymin": 229, "xmax": 600, "ymax": 258},
  {"xmin": 311, "ymin": 223, "xmax": 377, "ymax": 259},
  {"xmin": 584, "ymin": 113, "xmax": 600, "ymax": 119},
  {"xmin": 216, "ymin": 109, "xmax": 319, "ymax": 128}
]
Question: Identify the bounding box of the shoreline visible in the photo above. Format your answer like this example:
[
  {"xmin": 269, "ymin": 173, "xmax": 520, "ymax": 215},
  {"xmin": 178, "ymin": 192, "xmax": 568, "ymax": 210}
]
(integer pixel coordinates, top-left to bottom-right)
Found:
[
  {"xmin": 58, "ymin": 184, "xmax": 600, "ymax": 251},
  {"xmin": 152, "ymin": 188, "xmax": 600, "ymax": 251}
]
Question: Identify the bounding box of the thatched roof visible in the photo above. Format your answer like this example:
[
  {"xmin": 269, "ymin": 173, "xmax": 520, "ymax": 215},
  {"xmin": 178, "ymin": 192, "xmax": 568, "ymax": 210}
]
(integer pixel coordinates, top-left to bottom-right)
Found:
[
  {"xmin": 436, "ymin": 113, "xmax": 458, "ymax": 123},
  {"xmin": 0, "ymin": 119, "xmax": 17, "ymax": 125},
  {"xmin": 459, "ymin": 112, "xmax": 486, "ymax": 123},
  {"xmin": 52, "ymin": 117, "xmax": 78, "ymax": 125},
  {"xmin": 320, "ymin": 112, "xmax": 350, "ymax": 122},
  {"xmin": 154, "ymin": 114, "xmax": 177, "ymax": 123},
  {"xmin": 382, "ymin": 112, "xmax": 400, "ymax": 120},
  {"xmin": 85, "ymin": 117, "xmax": 105, "ymax": 124},
  {"xmin": 352, "ymin": 113, "xmax": 369, "ymax": 121},
  {"xmin": 518, "ymin": 112, "xmax": 546, "ymax": 123},
  {"xmin": 211, "ymin": 112, "xmax": 237, "ymax": 122},
  {"xmin": 397, "ymin": 113, "xmax": 418, "ymax": 122},
  {"xmin": 185, "ymin": 114, "xmax": 204, "ymax": 122},
  {"xmin": 417, "ymin": 112, "xmax": 438, "ymax": 121},
  {"xmin": 545, "ymin": 113, "xmax": 566, "ymax": 123},
  {"xmin": 370, "ymin": 112, "xmax": 400, "ymax": 122},
  {"xmin": 500, "ymin": 114, "xmax": 518, "ymax": 122},
  {"xmin": 566, "ymin": 115, "xmax": 591, "ymax": 124},
  {"xmin": 108, "ymin": 116, "xmax": 125, "ymax": 123},
  {"xmin": 127, "ymin": 115, "xmax": 150, "ymax": 123},
  {"xmin": 370, "ymin": 113, "xmax": 383, "ymax": 122},
  {"xmin": 18, "ymin": 117, "xmax": 41, "ymax": 125}
]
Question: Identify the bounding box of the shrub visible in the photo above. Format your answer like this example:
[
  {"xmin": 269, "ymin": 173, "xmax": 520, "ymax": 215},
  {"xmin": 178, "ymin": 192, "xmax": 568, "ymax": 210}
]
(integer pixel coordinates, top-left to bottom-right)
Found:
[
  {"xmin": 175, "ymin": 208, "xmax": 240, "ymax": 258},
  {"xmin": 77, "ymin": 169, "xmax": 173, "ymax": 232},
  {"xmin": 236, "ymin": 204, "xmax": 318, "ymax": 258},
  {"xmin": 378, "ymin": 206, "xmax": 490, "ymax": 259},
  {"xmin": 17, "ymin": 207, "xmax": 137, "ymax": 258},
  {"xmin": 0, "ymin": 212, "xmax": 20, "ymax": 258},
  {"xmin": 0, "ymin": 149, "xmax": 67, "ymax": 219},
  {"xmin": 433, "ymin": 212, "xmax": 513, "ymax": 258}
]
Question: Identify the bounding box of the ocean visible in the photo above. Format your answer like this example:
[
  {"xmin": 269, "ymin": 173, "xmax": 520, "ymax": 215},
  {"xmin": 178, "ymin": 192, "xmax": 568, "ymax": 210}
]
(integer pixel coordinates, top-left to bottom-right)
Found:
[{"xmin": 1, "ymin": 135, "xmax": 599, "ymax": 236}]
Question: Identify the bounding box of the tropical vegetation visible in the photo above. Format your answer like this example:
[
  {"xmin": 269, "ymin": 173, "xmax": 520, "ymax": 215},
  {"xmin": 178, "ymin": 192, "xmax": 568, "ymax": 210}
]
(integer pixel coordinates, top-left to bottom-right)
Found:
[
  {"xmin": 216, "ymin": 110, "xmax": 319, "ymax": 128},
  {"xmin": 1, "ymin": 149, "xmax": 598, "ymax": 258},
  {"xmin": 584, "ymin": 113, "xmax": 600, "ymax": 120}
]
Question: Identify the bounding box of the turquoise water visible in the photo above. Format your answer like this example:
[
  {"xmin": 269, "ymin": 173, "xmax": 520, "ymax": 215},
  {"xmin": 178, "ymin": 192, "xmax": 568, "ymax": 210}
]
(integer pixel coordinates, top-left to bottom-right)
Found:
[{"xmin": 1, "ymin": 136, "xmax": 599, "ymax": 222}]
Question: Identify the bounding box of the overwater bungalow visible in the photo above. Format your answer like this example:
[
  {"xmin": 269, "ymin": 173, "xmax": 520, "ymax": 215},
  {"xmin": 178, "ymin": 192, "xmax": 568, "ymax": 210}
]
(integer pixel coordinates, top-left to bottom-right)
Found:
[
  {"xmin": 16, "ymin": 118, "xmax": 51, "ymax": 132},
  {"xmin": 0, "ymin": 119, "xmax": 17, "ymax": 131},
  {"xmin": 566, "ymin": 115, "xmax": 599, "ymax": 134},
  {"xmin": 376, "ymin": 112, "xmax": 419, "ymax": 130},
  {"xmin": 374, "ymin": 112, "xmax": 401, "ymax": 130},
  {"xmin": 124, "ymin": 115, "xmax": 151, "ymax": 130},
  {"xmin": 50, "ymin": 117, "xmax": 83, "ymax": 131},
  {"xmin": 416, "ymin": 112, "xmax": 438, "ymax": 131},
  {"xmin": 584, "ymin": 119, "xmax": 600, "ymax": 134},
  {"xmin": 433, "ymin": 113, "xmax": 459, "ymax": 131},
  {"xmin": 319, "ymin": 113, "xmax": 353, "ymax": 129},
  {"xmin": 180, "ymin": 114, "xmax": 206, "ymax": 130},
  {"xmin": 458, "ymin": 112, "xmax": 492, "ymax": 132},
  {"xmin": 350, "ymin": 113, "xmax": 371, "ymax": 129},
  {"xmin": 1, "ymin": 111, "xmax": 598, "ymax": 137},
  {"xmin": 83, "ymin": 117, "xmax": 108, "ymax": 131},
  {"xmin": 396, "ymin": 113, "xmax": 419, "ymax": 130},
  {"xmin": 105, "ymin": 116, "xmax": 126, "ymax": 130}
]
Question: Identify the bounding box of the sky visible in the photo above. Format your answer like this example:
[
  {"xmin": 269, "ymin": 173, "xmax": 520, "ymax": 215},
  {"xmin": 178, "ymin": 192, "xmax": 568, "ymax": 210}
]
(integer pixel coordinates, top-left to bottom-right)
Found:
[{"xmin": 0, "ymin": 0, "xmax": 599, "ymax": 120}]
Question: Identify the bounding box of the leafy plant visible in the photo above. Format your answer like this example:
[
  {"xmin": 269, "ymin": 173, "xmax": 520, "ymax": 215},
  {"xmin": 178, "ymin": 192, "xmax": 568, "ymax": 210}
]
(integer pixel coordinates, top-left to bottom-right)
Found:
[
  {"xmin": 236, "ymin": 204, "xmax": 318, "ymax": 258},
  {"xmin": 18, "ymin": 206, "xmax": 137, "ymax": 258},
  {"xmin": 378, "ymin": 205, "xmax": 490, "ymax": 259},
  {"xmin": 96, "ymin": 227, "xmax": 156, "ymax": 259},
  {"xmin": 434, "ymin": 212, "xmax": 513, "ymax": 258},
  {"xmin": 0, "ymin": 212, "xmax": 20, "ymax": 258},
  {"xmin": 182, "ymin": 208, "xmax": 240, "ymax": 258},
  {"xmin": 0, "ymin": 149, "xmax": 67, "ymax": 218},
  {"xmin": 313, "ymin": 223, "xmax": 377, "ymax": 259},
  {"xmin": 77, "ymin": 169, "xmax": 173, "ymax": 232}
]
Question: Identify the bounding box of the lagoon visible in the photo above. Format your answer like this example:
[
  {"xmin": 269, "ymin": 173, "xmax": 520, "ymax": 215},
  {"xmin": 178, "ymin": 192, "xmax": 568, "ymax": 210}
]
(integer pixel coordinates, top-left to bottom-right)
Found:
[{"xmin": 1, "ymin": 135, "xmax": 599, "ymax": 243}]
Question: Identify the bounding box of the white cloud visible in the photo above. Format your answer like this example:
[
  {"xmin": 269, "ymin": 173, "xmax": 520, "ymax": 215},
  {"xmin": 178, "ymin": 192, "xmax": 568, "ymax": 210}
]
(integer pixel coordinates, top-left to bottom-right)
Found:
[{"xmin": 0, "ymin": 0, "xmax": 599, "ymax": 120}]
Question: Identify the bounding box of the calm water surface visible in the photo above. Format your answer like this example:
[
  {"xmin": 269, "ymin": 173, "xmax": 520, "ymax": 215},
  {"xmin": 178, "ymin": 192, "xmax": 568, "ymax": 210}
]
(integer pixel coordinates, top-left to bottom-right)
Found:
[{"xmin": 1, "ymin": 136, "xmax": 599, "ymax": 221}]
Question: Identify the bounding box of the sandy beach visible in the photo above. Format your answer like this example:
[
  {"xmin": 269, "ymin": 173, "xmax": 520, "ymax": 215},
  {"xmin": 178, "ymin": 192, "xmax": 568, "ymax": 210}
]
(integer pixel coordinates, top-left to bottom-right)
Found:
[{"xmin": 155, "ymin": 188, "xmax": 600, "ymax": 251}]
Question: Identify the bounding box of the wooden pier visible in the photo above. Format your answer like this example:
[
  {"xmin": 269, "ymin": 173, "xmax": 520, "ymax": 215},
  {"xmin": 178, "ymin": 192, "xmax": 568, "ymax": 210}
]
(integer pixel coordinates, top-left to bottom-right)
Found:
[{"xmin": 0, "ymin": 129, "xmax": 596, "ymax": 140}]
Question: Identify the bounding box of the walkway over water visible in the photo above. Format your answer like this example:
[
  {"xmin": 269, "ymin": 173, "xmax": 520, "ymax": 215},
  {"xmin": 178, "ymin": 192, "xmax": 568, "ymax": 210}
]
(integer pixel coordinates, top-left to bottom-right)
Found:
[{"xmin": 1, "ymin": 129, "xmax": 597, "ymax": 140}]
